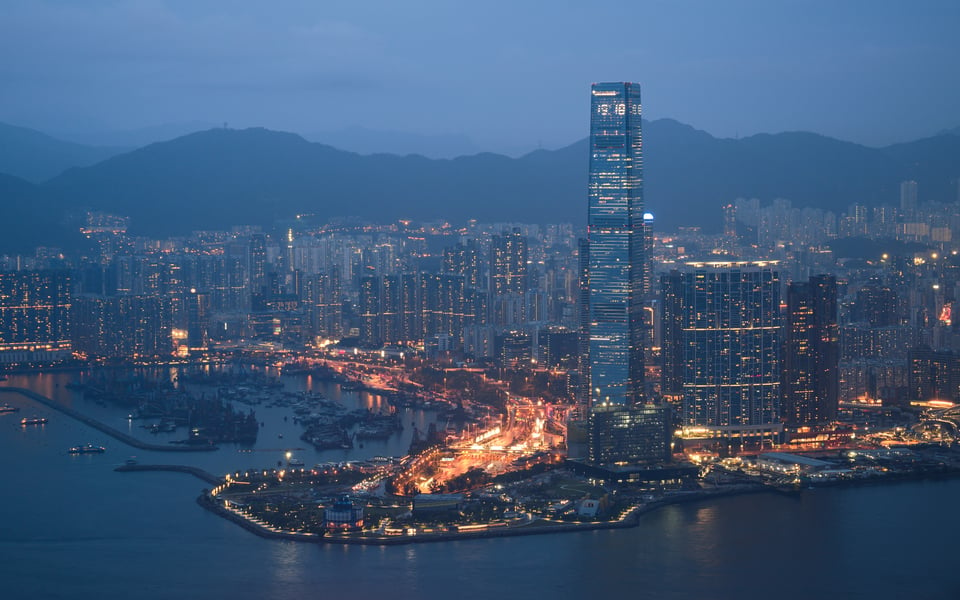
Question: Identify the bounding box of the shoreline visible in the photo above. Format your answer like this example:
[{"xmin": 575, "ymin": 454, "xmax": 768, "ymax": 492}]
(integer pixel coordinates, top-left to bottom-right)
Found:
[
  {"xmin": 0, "ymin": 386, "xmax": 218, "ymax": 452},
  {"xmin": 187, "ymin": 468, "xmax": 960, "ymax": 546},
  {"xmin": 15, "ymin": 380, "xmax": 960, "ymax": 546}
]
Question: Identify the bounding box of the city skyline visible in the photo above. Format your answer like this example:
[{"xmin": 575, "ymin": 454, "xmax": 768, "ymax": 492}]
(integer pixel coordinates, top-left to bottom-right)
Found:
[{"xmin": 1, "ymin": 7, "xmax": 960, "ymax": 597}]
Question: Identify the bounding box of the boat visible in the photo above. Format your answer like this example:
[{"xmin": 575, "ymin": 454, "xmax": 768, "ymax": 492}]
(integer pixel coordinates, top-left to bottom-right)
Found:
[
  {"xmin": 287, "ymin": 458, "xmax": 305, "ymax": 467},
  {"xmin": 21, "ymin": 416, "xmax": 48, "ymax": 426},
  {"xmin": 0, "ymin": 404, "xmax": 20, "ymax": 414},
  {"xmin": 69, "ymin": 443, "xmax": 106, "ymax": 454},
  {"xmin": 125, "ymin": 457, "xmax": 139, "ymax": 465}
]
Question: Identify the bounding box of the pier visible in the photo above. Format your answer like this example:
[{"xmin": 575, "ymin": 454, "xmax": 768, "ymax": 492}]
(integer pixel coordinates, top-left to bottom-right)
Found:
[
  {"xmin": 0, "ymin": 386, "xmax": 218, "ymax": 452},
  {"xmin": 114, "ymin": 463, "xmax": 222, "ymax": 486}
]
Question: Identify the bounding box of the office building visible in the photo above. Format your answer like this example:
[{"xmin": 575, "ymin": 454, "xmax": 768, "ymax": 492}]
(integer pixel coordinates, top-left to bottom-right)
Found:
[
  {"xmin": 584, "ymin": 82, "xmax": 645, "ymax": 408},
  {"xmin": 582, "ymin": 82, "xmax": 668, "ymax": 465},
  {"xmin": 588, "ymin": 404, "xmax": 671, "ymax": 465}
]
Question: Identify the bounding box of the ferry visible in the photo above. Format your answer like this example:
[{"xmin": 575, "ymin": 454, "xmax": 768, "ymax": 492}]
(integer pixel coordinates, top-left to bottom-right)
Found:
[
  {"xmin": 69, "ymin": 443, "xmax": 106, "ymax": 454},
  {"xmin": 0, "ymin": 404, "xmax": 20, "ymax": 414},
  {"xmin": 21, "ymin": 416, "xmax": 48, "ymax": 426}
]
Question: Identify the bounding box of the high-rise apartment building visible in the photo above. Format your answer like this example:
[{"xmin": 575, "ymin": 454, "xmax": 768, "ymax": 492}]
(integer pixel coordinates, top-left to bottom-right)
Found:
[
  {"xmin": 900, "ymin": 180, "xmax": 918, "ymax": 215},
  {"xmin": 783, "ymin": 275, "xmax": 839, "ymax": 427},
  {"xmin": 0, "ymin": 269, "xmax": 73, "ymax": 365},
  {"xmin": 661, "ymin": 262, "xmax": 783, "ymax": 446},
  {"xmin": 490, "ymin": 229, "xmax": 528, "ymax": 296}
]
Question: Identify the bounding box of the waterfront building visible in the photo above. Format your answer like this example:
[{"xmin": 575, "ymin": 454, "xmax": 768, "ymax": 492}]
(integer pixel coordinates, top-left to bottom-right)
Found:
[
  {"xmin": 661, "ymin": 261, "xmax": 783, "ymax": 446},
  {"xmin": 588, "ymin": 404, "xmax": 670, "ymax": 465},
  {"xmin": 582, "ymin": 82, "xmax": 668, "ymax": 464},
  {"xmin": 783, "ymin": 275, "xmax": 839, "ymax": 426},
  {"xmin": 324, "ymin": 497, "xmax": 364, "ymax": 532},
  {"xmin": 0, "ymin": 269, "xmax": 72, "ymax": 365},
  {"xmin": 72, "ymin": 294, "xmax": 172, "ymax": 359}
]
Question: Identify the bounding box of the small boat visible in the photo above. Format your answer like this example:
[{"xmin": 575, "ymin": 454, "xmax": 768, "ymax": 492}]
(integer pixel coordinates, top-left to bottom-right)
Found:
[
  {"xmin": 0, "ymin": 404, "xmax": 20, "ymax": 414},
  {"xmin": 287, "ymin": 458, "xmax": 305, "ymax": 467},
  {"xmin": 21, "ymin": 416, "xmax": 47, "ymax": 426},
  {"xmin": 125, "ymin": 457, "xmax": 139, "ymax": 466},
  {"xmin": 69, "ymin": 443, "xmax": 106, "ymax": 454}
]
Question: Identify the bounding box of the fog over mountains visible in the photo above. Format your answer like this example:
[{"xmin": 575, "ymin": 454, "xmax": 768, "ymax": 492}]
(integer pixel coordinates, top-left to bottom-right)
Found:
[{"xmin": 1, "ymin": 119, "xmax": 959, "ymax": 252}]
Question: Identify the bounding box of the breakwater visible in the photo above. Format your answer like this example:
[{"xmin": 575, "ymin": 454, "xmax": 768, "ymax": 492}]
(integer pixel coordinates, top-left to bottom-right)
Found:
[
  {"xmin": 0, "ymin": 386, "xmax": 218, "ymax": 452},
  {"xmin": 114, "ymin": 463, "xmax": 223, "ymax": 486}
]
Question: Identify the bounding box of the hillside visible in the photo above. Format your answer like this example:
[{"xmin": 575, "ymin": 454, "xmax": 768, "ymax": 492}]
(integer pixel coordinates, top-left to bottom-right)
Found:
[
  {"xmin": 24, "ymin": 120, "xmax": 960, "ymax": 238},
  {"xmin": 0, "ymin": 122, "xmax": 125, "ymax": 183}
]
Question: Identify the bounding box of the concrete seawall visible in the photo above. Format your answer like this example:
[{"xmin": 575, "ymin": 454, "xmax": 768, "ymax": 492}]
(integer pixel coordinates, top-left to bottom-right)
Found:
[
  {"xmin": 114, "ymin": 463, "xmax": 223, "ymax": 486},
  {"xmin": 0, "ymin": 386, "xmax": 218, "ymax": 452}
]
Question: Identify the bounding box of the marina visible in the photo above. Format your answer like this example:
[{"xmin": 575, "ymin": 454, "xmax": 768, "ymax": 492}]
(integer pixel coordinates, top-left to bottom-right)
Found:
[{"xmin": 2, "ymin": 371, "xmax": 960, "ymax": 599}]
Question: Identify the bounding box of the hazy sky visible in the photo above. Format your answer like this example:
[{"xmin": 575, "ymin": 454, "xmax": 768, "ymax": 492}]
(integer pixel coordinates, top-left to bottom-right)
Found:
[{"xmin": 2, "ymin": 0, "xmax": 958, "ymax": 153}]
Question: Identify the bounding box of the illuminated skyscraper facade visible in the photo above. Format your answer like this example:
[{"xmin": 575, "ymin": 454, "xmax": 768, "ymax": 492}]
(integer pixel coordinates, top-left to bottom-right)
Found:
[
  {"xmin": 585, "ymin": 82, "xmax": 645, "ymax": 407},
  {"xmin": 661, "ymin": 262, "xmax": 783, "ymax": 445},
  {"xmin": 582, "ymin": 82, "xmax": 668, "ymax": 465}
]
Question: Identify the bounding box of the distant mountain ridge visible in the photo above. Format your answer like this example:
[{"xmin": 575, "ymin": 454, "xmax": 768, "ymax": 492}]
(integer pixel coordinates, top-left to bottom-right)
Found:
[
  {"xmin": 2, "ymin": 119, "xmax": 960, "ymax": 249},
  {"xmin": 0, "ymin": 122, "xmax": 125, "ymax": 183}
]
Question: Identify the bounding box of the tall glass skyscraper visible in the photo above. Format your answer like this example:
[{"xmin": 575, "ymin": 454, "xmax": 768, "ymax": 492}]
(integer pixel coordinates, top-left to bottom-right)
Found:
[
  {"xmin": 585, "ymin": 82, "xmax": 645, "ymax": 408},
  {"xmin": 580, "ymin": 83, "xmax": 668, "ymax": 466}
]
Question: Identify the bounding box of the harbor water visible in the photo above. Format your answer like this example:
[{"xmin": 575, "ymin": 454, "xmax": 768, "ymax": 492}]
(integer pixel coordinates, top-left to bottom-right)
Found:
[{"xmin": 1, "ymin": 372, "xmax": 959, "ymax": 599}]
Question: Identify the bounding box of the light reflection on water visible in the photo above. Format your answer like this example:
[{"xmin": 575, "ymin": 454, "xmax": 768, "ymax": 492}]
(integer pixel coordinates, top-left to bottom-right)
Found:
[
  {"xmin": 3, "ymin": 368, "xmax": 441, "ymax": 473},
  {"xmin": 3, "ymin": 371, "xmax": 960, "ymax": 598},
  {"xmin": 268, "ymin": 541, "xmax": 307, "ymax": 585}
]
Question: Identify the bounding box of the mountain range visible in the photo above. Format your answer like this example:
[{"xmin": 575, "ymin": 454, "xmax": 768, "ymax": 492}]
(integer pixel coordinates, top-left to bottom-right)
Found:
[{"xmin": 1, "ymin": 119, "xmax": 959, "ymax": 252}]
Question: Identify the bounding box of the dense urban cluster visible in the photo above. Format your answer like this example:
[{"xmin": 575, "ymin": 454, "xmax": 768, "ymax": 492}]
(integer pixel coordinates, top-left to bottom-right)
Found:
[{"xmin": 4, "ymin": 83, "xmax": 960, "ymax": 482}]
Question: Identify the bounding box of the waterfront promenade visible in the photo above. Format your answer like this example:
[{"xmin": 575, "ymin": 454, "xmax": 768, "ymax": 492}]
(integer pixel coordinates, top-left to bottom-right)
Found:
[{"xmin": 0, "ymin": 386, "xmax": 218, "ymax": 452}]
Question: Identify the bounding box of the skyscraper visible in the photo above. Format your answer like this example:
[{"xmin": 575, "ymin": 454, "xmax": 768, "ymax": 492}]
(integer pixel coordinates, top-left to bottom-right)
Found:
[
  {"xmin": 582, "ymin": 82, "xmax": 668, "ymax": 465},
  {"xmin": 783, "ymin": 275, "xmax": 839, "ymax": 427},
  {"xmin": 0, "ymin": 269, "xmax": 73, "ymax": 365},
  {"xmin": 661, "ymin": 261, "xmax": 783, "ymax": 447},
  {"xmin": 490, "ymin": 229, "xmax": 528, "ymax": 296},
  {"xmin": 585, "ymin": 82, "xmax": 645, "ymax": 407}
]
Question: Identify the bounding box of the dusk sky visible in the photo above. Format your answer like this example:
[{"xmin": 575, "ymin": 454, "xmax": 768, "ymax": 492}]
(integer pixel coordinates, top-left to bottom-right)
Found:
[{"xmin": 2, "ymin": 0, "xmax": 958, "ymax": 154}]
